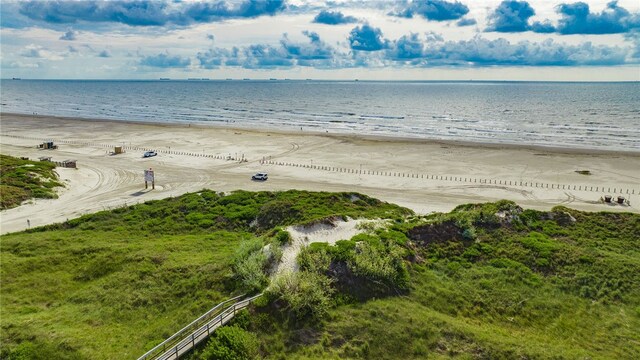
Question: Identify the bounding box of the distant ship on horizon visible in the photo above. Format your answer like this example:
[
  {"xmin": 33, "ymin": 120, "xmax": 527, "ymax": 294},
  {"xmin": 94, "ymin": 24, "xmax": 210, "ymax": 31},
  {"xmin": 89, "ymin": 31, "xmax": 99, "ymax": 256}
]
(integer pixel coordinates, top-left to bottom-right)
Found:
[{"xmin": 159, "ymin": 78, "xmax": 170, "ymax": 80}]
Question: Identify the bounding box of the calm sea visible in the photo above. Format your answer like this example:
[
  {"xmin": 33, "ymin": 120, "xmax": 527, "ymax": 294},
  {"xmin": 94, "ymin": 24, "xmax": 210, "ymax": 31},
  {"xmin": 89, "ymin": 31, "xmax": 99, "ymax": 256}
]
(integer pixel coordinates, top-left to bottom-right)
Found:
[{"xmin": 1, "ymin": 80, "xmax": 638, "ymax": 151}]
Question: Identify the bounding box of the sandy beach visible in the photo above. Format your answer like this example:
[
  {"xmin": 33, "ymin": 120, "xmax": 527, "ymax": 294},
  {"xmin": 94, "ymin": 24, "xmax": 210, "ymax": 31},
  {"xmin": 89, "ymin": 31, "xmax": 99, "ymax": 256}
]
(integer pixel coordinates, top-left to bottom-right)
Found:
[{"xmin": 1, "ymin": 113, "xmax": 639, "ymax": 234}]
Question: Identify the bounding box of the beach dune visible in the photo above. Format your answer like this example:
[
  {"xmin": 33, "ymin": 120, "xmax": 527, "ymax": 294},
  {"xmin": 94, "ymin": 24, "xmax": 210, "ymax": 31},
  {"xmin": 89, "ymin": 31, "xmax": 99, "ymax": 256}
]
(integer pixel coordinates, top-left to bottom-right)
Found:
[{"xmin": 1, "ymin": 113, "xmax": 638, "ymax": 234}]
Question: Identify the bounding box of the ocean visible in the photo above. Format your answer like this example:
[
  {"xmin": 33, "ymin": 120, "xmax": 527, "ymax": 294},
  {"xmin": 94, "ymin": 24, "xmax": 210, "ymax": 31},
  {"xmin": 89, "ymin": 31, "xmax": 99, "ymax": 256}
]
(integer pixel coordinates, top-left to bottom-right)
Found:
[{"xmin": 1, "ymin": 80, "xmax": 638, "ymax": 151}]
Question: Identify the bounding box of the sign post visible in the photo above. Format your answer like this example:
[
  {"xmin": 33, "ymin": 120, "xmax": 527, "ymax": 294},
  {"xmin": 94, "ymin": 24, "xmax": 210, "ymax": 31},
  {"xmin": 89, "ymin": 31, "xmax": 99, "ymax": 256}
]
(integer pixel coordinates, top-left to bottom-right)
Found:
[{"xmin": 144, "ymin": 168, "xmax": 155, "ymax": 189}]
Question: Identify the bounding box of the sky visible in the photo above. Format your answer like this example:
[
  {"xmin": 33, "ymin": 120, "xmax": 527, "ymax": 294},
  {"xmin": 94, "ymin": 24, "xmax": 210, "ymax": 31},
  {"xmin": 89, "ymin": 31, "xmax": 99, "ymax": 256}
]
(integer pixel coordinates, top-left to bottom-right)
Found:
[{"xmin": 1, "ymin": 0, "xmax": 639, "ymax": 81}]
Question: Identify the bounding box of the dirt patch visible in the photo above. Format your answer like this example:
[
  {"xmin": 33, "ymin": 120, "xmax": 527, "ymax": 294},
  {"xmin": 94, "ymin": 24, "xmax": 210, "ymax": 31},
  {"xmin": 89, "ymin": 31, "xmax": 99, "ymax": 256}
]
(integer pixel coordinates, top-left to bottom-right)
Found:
[{"xmin": 407, "ymin": 220, "xmax": 465, "ymax": 246}]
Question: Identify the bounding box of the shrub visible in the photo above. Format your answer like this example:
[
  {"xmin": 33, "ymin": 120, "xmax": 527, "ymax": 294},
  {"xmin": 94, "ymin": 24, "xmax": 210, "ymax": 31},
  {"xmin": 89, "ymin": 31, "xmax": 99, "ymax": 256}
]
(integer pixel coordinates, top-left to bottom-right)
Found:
[
  {"xmin": 328, "ymin": 240, "xmax": 356, "ymax": 262},
  {"xmin": 462, "ymin": 227, "xmax": 477, "ymax": 241},
  {"xmin": 273, "ymin": 228, "xmax": 292, "ymax": 245},
  {"xmin": 298, "ymin": 246, "xmax": 331, "ymax": 274},
  {"xmin": 256, "ymin": 200, "xmax": 301, "ymax": 229},
  {"xmin": 234, "ymin": 251, "xmax": 269, "ymax": 292},
  {"xmin": 199, "ymin": 325, "xmax": 258, "ymax": 360},
  {"xmin": 267, "ymin": 271, "xmax": 334, "ymax": 319},
  {"xmin": 349, "ymin": 242, "xmax": 409, "ymax": 290},
  {"xmin": 233, "ymin": 238, "xmax": 270, "ymax": 292},
  {"xmin": 520, "ymin": 232, "xmax": 560, "ymax": 258}
]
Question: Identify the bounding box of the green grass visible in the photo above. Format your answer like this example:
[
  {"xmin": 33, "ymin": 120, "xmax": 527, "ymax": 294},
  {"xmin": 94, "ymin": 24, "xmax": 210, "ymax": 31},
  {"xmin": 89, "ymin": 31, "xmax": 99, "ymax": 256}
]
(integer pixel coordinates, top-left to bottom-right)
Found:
[
  {"xmin": 234, "ymin": 202, "xmax": 640, "ymax": 359},
  {"xmin": 0, "ymin": 154, "xmax": 63, "ymax": 209},
  {"xmin": 1, "ymin": 230, "xmax": 246, "ymax": 359},
  {"xmin": 2, "ymin": 191, "xmax": 639, "ymax": 359},
  {"xmin": 0, "ymin": 189, "xmax": 409, "ymax": 359}
]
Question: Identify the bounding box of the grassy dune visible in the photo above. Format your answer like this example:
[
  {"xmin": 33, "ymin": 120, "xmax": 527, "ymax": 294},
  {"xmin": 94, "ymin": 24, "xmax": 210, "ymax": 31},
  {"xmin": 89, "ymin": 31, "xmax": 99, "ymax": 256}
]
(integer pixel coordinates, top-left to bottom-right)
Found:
[
  {"xmin": 1, "ymin": 190, "xmax": 638, "ymax": 359},
  {"xmin": 0, "ymin": 190, "xmax": 408, "ymax": 359},
  {"xmin": 0, "ymin": 154, "xmax": 63, "ymax": 209},
  {"xmin": 220, "ymin": 202, "xmax": 640, "ymax": 360}
]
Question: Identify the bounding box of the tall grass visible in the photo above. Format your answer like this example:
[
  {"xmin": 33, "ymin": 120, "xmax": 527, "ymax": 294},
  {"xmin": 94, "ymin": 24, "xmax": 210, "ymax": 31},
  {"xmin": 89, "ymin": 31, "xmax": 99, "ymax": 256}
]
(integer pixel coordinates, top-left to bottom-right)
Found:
[
  {"xmin": 1, "ymin": 189, "xmax": 409, "ymax": 359},
  {"xmin": 239, "ymin": 202, "xmax": 640, "ymax": 359}
]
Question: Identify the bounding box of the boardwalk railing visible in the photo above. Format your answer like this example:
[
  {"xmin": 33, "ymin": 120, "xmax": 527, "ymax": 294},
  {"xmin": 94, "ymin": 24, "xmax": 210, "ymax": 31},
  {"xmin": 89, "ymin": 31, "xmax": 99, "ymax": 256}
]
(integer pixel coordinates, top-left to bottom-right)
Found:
[
  {"xmin": 137, "ymin": 293, "xmax": 263, "ymax": 360},
  {"xmin": 138, "ymin": 294, "xmax": 262, "ymax": 360}
]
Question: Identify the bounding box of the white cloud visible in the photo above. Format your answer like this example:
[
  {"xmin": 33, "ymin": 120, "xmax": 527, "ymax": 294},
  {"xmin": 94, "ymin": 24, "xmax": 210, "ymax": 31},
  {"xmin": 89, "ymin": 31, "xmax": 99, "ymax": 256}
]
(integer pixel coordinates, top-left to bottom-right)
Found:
[{"xmin": 19, "ymin": 44, "xmax": 65, "ymax": 60}]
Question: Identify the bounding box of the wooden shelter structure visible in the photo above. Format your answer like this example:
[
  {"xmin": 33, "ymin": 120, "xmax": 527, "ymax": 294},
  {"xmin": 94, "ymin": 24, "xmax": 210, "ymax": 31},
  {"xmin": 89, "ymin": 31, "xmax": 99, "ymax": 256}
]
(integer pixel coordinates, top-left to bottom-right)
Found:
[{"xmin": 39, "ymin": 141, "xmax": 58, "ymax": 150}]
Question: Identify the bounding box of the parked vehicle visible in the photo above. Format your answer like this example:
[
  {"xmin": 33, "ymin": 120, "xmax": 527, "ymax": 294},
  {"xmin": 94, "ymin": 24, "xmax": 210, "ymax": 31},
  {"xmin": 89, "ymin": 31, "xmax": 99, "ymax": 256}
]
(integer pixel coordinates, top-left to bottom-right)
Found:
[
  {"xmin": 252, "ymin": 172, "xmax": 268, "ymax": 181},
  {"xmin": 143, "ymin": 151, "xmax": 157, "ymax": 158}
]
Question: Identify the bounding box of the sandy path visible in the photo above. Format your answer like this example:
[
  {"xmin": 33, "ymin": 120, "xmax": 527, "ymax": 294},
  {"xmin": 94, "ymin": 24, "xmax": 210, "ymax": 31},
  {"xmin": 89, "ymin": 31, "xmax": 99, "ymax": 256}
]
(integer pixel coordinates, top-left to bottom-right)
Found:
[
  {"xmin": 275, "ymin": 219, "xmax": 370, "ymax": 275},
  {"xmin": 1, "ymin": 114, "xmax": 639, "ymax": 234}
]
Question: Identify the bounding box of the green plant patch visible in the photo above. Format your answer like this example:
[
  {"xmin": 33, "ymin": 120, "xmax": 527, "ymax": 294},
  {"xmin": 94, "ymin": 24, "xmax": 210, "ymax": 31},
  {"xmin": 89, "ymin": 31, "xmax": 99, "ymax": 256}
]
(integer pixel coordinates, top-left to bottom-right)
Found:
[
  {"xmin": 2, "ymin": 194, "xmax": 639, "ymax": 360},
  {"xmin": 0, "ymin": 154, "xmax": 64, "ymax": 209},
  {"xmin": 1, "ymin": 189, "xmax": 409, "ymax": 359},
  {"xmin": 236, "ymin": 202, "xmax": 640, "ymax": 359}
]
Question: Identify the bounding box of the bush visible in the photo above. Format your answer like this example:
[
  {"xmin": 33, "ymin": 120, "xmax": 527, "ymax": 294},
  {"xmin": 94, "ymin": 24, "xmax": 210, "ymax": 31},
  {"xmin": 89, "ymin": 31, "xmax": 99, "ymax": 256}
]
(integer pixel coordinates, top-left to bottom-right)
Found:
[
  {"xmin": 199, "ymin": 325, "xmax": 258, "ymax": 360},
  {"xmin": 520, "ymin": 232, "xmax": 560, "ymax": 258},
  {"xmin": 273, "ymin": 228, "xmax": 292, "ymax": 245},
  {"xmin": 349, "ymin": 242, "xmax": 409, "ymax": 290},
  {"xmin": 233, "ymin": 238, "xmax": 269, "ymax": 291},
  {"xmin": 256, "ymin": 200, "xmax": 301, "ymax": 230},
  {"xmin": 234, "ymin": 251, "xmax": 269, "ymax": 292},
  {"xmin": 267, "ymin": 271, "xmax": 334, "ymax": 319},
  {"xmin": 298, "ymin": 246, "xmax": 331, "ymax": 274},
  {"xmin": 462, "ymin": 227, "xmax": 477, "ymax": 241},
  {"xmin": 328, "ymin": 240, "xmax": 357, "ymax": 262}
]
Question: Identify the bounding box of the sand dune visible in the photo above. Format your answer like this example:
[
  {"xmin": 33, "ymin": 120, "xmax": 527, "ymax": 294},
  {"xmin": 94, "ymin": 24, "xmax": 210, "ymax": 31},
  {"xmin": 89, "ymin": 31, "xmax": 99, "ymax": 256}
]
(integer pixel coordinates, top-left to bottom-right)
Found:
[
  {"xmin": 1, "ymin": 113, "xmax": 638, "ymax": 234},
  {"xmin": 276, "ymin": 218, "xmax": 376, "ymax": 275}
]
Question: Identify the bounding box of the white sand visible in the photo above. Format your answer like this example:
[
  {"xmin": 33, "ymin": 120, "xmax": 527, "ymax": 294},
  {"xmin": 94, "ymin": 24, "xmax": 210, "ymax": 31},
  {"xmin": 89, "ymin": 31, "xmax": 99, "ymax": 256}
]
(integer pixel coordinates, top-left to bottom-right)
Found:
[
  {"xmin": 275, "ymin": 219, "xmax": 374, "ymax": 275},
  {"xmin": 1, "ymin": 113, "xmax": 639, "ymax": 234}
]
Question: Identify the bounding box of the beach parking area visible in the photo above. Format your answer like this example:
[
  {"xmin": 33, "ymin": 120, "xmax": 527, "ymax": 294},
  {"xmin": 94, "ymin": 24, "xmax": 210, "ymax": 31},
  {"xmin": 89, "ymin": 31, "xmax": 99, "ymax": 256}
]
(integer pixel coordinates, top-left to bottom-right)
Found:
[{"xmin": 1, "ymin": 113, "xmax": 639, "ymax": 234}]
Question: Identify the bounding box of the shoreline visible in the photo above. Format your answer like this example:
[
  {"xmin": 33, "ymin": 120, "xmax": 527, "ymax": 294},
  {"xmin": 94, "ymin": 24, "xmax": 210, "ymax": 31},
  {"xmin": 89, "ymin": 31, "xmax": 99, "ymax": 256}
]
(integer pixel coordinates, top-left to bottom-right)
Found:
[
  {"xmin": 1, "ymin": 112, "xmax": 639, "ymax": 234},
  {"xmin": 3, "ymin": 112, "xmax": 639, "ymax": 157}
]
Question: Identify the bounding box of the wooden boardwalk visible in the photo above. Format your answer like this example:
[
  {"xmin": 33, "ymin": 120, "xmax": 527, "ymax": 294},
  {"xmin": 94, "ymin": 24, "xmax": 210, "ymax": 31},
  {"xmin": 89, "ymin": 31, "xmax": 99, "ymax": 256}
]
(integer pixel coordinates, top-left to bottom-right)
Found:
[{"xmin": 137, "ymin": 294, "xmax": 263, "ymax": 360}]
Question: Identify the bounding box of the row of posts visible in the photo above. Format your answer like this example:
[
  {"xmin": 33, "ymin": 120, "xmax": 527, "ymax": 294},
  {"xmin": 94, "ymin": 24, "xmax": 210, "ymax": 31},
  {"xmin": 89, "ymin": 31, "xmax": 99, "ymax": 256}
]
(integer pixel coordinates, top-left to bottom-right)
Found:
[
  {"xmin": 8, "ymin": 134, "xmax": 637, "ymax": 195},
  {"xmin": 261, "ymin": 160, "xmax": 636, "ymax": 195},
  {"xmin": 10, "ymin": 135, "xmax": 244, "ymax": 161}
]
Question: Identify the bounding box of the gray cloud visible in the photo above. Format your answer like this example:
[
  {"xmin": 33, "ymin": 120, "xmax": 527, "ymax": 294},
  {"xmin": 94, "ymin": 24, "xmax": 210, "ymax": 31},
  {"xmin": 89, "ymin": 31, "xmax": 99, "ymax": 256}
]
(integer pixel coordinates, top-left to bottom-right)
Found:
[
  {"xmin": 16, "ymin": 0, "xmax": 287, "ymax": 27},
  {"xmin": 59, "ymin": 29, "xmax": 77, "ymax": 40},
  {"xmin": 140, "ymin": 52, "xmax": 191, "ymax": 67}
]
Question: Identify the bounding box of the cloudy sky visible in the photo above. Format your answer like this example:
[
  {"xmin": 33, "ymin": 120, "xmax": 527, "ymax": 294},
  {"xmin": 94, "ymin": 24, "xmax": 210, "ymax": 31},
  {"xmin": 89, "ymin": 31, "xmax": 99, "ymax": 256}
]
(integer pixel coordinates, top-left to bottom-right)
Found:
[{"xmin": 1, "ymin": 0, "xmax": 639, "ymax": 80}]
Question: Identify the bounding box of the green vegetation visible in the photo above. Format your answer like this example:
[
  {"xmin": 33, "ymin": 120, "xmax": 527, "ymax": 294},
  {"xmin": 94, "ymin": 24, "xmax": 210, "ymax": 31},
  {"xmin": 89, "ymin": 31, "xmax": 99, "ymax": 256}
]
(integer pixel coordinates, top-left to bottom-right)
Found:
[
  {"xmin": 0, "ymin": 189, "xmax": 408, "ymax": 359},
  {"xmin": 197, "ymin": 325, "xmax": 259, "ymax": 360},
  {"xmin": 0, "ymin": 154, "xmax": 63, "ymax": 209},
  {"xmin": 2, "ymin": 188, "xmax": 639, "ymax": 359},
  {"xmin": 236, "ymin": 201, "xmax": 640, "ymax": 359}
]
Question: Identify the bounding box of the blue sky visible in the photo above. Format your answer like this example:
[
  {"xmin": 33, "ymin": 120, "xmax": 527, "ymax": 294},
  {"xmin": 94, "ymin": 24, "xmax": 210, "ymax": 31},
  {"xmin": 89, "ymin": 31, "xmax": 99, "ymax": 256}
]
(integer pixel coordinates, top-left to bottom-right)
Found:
[{"xmin": 1, "ymin": 0, "xmax": 639, "ymax": 80}]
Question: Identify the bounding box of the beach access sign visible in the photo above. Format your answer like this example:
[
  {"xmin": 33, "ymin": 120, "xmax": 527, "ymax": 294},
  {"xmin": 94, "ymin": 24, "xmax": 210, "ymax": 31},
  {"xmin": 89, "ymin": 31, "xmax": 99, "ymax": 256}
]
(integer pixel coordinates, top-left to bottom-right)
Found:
[{"xmin": 144, "ymin": 169, "xmax": 154, "ymax": 182}]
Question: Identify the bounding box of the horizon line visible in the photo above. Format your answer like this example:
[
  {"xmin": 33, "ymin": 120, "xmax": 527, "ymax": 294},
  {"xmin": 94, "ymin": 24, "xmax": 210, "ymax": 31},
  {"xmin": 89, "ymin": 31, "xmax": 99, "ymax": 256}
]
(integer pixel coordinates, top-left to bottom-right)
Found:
[{"xmin": 3, "ymin": 78, "xmax": 639, "ymax": 83}]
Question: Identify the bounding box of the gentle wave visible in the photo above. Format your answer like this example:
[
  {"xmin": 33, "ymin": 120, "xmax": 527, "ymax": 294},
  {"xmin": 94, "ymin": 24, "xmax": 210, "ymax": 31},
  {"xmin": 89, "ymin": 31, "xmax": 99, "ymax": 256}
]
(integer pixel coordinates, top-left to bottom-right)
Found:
[{"xmin": 1, "ymin": 80, "xmax": 639, "ymax": 151}]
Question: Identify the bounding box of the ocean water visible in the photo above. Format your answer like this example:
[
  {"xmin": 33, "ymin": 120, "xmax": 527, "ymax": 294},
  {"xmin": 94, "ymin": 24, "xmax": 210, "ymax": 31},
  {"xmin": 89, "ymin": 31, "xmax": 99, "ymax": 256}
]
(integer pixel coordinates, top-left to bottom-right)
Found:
[{"xmin": 1, "ymin": 80, "xmax": 639, "ymax": 151}]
